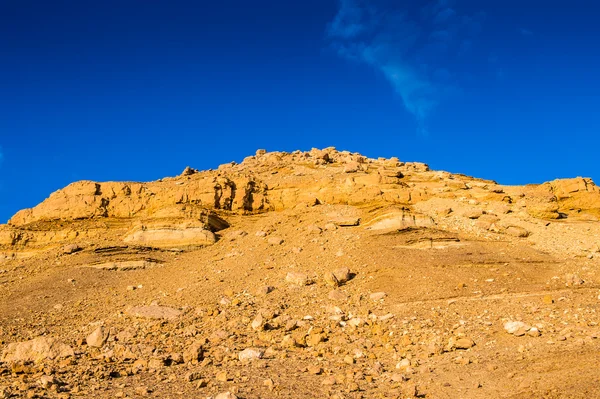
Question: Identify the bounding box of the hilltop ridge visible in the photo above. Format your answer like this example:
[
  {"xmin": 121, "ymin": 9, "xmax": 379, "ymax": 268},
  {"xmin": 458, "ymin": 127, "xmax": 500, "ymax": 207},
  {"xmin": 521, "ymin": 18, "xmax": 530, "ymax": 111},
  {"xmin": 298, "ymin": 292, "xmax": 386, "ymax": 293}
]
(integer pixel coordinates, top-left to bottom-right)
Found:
[
  {"xmin": 2, "ymin": 148, "xmax": 599, "ymax": 260},
  {"xmin": 1, "ymin": 149, "xmax": 599, "ymax": 399}
]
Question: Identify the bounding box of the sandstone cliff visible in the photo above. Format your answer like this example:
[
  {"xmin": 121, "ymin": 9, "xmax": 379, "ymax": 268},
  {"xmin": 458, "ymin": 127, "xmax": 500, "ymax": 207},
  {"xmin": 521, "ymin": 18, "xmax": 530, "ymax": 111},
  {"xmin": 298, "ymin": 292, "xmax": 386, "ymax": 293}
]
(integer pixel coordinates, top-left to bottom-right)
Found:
[{"xmin": 1, "ymin": 148, "xmax": 599, "ymax": 259}]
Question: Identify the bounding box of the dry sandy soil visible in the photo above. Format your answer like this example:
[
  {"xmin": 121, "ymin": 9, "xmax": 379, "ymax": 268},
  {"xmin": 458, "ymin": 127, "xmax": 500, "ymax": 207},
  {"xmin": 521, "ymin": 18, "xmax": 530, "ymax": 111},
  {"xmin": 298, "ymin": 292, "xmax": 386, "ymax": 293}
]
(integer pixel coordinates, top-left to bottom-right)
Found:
[{"xmin": 1, "ymin": 148, "xmax": 599, "ymax": 398}]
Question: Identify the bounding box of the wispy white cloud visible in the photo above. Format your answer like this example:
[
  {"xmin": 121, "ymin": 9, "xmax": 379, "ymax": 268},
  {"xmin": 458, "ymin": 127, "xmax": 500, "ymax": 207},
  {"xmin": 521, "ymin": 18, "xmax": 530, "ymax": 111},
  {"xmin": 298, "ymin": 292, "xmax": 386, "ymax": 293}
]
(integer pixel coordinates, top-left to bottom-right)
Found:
[{"xmin": 327, "ymin": 0, "xmax": 484, "ymax": 134}]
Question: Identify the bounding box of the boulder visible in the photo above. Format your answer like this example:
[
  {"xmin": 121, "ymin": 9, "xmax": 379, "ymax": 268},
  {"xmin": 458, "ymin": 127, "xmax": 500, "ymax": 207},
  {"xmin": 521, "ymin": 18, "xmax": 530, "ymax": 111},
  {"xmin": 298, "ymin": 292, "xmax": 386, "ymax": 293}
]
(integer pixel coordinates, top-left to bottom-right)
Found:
[{"xmin": 1, "ymin": 337, "xmax": 74, "ymax": 363}]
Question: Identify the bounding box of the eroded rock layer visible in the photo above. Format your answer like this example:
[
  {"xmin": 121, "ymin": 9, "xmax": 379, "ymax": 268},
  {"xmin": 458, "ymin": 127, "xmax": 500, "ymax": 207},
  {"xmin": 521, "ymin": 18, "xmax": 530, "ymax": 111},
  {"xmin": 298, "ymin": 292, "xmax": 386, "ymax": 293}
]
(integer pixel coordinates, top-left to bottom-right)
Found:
[{"xmin": 1, "ymin": 148, "xmax": 599, "ymax": 259}]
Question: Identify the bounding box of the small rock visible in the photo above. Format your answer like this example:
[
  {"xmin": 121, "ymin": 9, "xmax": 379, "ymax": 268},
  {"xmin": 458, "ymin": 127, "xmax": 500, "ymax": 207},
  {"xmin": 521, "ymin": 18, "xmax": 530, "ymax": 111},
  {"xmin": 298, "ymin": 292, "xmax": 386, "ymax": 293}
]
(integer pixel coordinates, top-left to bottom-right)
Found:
[
  {"xmin": 504, "ymin": 321, "xmax": 531, "ymax": 336},
  {"xmin": 216, "ymin": 371, "xmax": 229, "ymax": 382},
  {"xmin": 505, "ymin": 226, "xmax": 529, "ymax": 238},
  {"xmin": 251, "ymin": 314, "xmax": 265, "ymax": 331},
  {"xmin": 256, "ymin": 286, "xmax": 274, "ymax": 296},
  {"xmin": 286, "ymin": 272, "xmax": 312, "ymax": 286},
  {"xmin": 134, "ymin": 386, "xmax": 151, "ymax": 396},
  {"xmin": 322, "ymin": 375, "xmax": 337, "ymax": 385},
  {"xmin": 264, "ymin": 378, "xmax": 275, "ymax": 390},
  {"xmin": 323, "ymin": 272, "xmax": 340, "ymax": 287},
  {"xmin": 528, "ymin": 327, "xmax": 541, "ymax": 337},
  {"xmin": 463, "ymin": 209, "xmax": 484, "ymax": 219},
  {"xmin": 62, "ymin": 244, "xmax": 81, "ymax": 254},
  {"xmin": 370, "ymin": 292, "xmax": 387, "ymax": 301},
  {"xmin": 181, "ymin": 166, "xmax": 198, "ymax": 176},
  {"xmin": 454, "ymin": 337, "xmax": 475, "ymax": 350},
  {"xmin": 39, "ymin": 375, "xmax": 57, "ymax": 389},
  {"xmin": 185, "ymin": 371, "xmax": 202, "ymax": 382},
  {"xmin": 86, "ymin": 326, "xmax": 108, "ymax": 348},
  {"xmin": 268, "ymin": 236, "xmax": 284, "ymax": 245},
  {"xmin": 333, "ymin": 267, "xmax": 352, "ymax": 284},
  {"xmin": 215, "ymin": 392, "xmax": 238, "ymax": 399},
  {"xmin": 148, "ymin": 357, "xmax": 165, "ymax": 369},
  {"xmin": 328, "ymin": 290, "xmax": 348, "ymax": 301},
  {"xmin": 307, "ymin": 365, "xmax": 322, "ymax": 375},
  {"xmin": 307, "ymin": 225, "xmax": 322, "ymax": 234},
  {"xmin": 344, "ymin": 161, "xmax": 360, "ymax": 173},
  {"xmin": 183, "ymin": 341, "xmax": 204, "ymax": 363},
  {"xmin": 324, "ymin": 223, "xmax": 338, "ymax": 231},
  {"xmin": 565, "ymin": 274, "xmax": 584, "ymax": 286},
  {"xmin": 238, "ymin": 348, "xmax": 264, "ymax": 361}
]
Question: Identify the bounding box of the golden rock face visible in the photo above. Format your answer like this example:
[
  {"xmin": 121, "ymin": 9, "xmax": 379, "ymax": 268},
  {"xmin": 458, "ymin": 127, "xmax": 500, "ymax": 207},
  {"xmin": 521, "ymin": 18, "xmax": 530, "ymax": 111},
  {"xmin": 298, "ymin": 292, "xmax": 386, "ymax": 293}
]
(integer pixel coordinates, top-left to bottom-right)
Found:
[{"xmin": 1, "ymin": 148, "xmax": 599, "ymax": 259}]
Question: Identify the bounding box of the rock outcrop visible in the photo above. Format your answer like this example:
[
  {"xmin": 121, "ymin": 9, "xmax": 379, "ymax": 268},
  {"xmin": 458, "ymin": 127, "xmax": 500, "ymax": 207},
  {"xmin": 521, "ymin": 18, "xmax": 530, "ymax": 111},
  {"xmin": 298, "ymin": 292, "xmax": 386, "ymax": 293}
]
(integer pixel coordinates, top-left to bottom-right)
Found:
[{"xmin": 1, "ymin": 148, "xmax": 599, "ymax": 259}]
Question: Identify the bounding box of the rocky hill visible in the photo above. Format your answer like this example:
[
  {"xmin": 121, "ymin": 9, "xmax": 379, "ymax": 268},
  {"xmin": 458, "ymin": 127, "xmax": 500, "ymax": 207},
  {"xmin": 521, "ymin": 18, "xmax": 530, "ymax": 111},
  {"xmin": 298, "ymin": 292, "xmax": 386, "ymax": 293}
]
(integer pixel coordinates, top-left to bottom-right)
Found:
[{"xmin": 1, "ymin": 148, "xmax": 599, "ymax": 398}]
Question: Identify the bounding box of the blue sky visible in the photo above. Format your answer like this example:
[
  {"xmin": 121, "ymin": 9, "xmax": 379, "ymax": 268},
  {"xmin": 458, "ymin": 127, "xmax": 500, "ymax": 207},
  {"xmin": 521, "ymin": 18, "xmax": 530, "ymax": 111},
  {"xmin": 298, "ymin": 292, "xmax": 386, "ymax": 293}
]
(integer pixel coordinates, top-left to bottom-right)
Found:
[{"xmin": 1, "ymin": 0, "xmax": 599, "ymax": 222}]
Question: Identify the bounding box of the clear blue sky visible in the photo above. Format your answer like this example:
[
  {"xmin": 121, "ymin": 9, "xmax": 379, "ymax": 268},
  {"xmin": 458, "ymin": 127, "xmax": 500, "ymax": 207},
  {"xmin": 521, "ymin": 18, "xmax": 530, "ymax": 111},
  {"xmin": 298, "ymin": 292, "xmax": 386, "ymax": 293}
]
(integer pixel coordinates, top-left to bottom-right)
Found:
[{"xmin": 1, "ymin": 0, "xmax": 599, "ymax": 223}]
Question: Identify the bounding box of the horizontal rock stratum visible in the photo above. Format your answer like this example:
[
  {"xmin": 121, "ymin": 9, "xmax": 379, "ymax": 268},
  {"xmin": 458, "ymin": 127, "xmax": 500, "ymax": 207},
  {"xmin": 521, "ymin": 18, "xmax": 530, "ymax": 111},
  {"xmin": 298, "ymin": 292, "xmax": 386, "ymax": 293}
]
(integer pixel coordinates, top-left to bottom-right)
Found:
[{"xmin": 1, "ymin": 147, "xmax": 599, "ymax": 258}]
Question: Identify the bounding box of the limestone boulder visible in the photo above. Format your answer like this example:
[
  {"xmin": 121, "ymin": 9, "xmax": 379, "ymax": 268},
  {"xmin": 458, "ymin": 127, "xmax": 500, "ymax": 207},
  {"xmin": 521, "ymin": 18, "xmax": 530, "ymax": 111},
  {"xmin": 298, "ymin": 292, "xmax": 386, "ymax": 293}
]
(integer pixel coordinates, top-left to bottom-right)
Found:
[
  {"xmin": 123, "ymin": 223, "xmax": 216, "ymax": 248},
  {"xmin": 1, "ymin": 337, "xmax": 74, "ymax": 363}
]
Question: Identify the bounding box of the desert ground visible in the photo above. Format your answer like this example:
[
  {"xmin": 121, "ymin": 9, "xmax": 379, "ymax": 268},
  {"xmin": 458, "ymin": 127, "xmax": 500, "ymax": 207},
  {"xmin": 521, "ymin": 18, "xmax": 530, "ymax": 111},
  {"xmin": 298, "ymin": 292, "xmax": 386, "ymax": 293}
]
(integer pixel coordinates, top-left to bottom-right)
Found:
[{"xmin": 1, "ymin": 148, "xmax": 599, "ymax": 398}]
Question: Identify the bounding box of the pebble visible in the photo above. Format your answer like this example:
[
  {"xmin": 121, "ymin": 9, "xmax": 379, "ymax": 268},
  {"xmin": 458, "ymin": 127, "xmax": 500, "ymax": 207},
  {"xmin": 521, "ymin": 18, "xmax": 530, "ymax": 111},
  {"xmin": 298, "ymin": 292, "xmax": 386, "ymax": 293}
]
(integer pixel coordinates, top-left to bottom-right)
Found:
[
  {"xmin": 215, "ymin": 392, "xmax": 238, "ymax": 399},
  {"xmin": 238, "ymin": 348, "xmax": 264, "ymax": 361},
  {"xmin": 216, "ymin": 371, "xmax": 228, "ymax": 382},
  {"xmin": 286, "ymin": 272, "xmax": 311, "ymax": 286},
  {"xmin": 251, "ymin": 314, "xmax": 265, "ymax": 331},
  {"xmin": 185, "ymin": 371, "xmax": 202, "ymax": 382},
  {"xmin": 504, "ymin": 321, "xmax": 531, "ymax": 336},
  {"xmin": 307, "ymin": 365, "xmax": 322, "ymax": 375},
  {"xmin": 370, "ymin": 292, "xmax": 387, "ymax": 301},
  {"xmin": 86, "ymin": 326, "xmax": 108, "ymax": 348},
  {"xmin": 256, "ymin": 286, "xmax": 274, "ymax": 296},
  {"xmin": 328, "ymin": 290, "xmax": 348, "ymax": 301},
  {"xmin": 323, "ymin": 272, "xmax": 340, "ymax": 287},
  {"xmin": 268, "ymin": 236, "xmax": 284, "ymax": 245},
  {"xmin": 333, "ymin": 267, "xmax": 352, "ymax": 284},
  {"xmin": 183, "ymin": 341, "xmax": 204, "ymax": 363}
]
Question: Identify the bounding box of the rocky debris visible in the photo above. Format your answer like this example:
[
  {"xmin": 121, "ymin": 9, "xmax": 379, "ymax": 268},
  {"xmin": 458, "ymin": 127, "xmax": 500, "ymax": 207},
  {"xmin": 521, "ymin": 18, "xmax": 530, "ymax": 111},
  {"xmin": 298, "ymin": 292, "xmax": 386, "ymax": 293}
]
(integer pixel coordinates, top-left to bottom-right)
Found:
[
  {"xmin": 1, "ymin": 149, "xmax": 600, "ymax": 399},
  {"xmin": 1, "ymin": 337, "xmax": 74, "ymax": 363},
  {"xmin": 126, "ymin": 304, "xmax": 182, "ymax": 320},
  {"xmin": 86, "ymin": 326, "xmax": 108, "ymax": 348}
]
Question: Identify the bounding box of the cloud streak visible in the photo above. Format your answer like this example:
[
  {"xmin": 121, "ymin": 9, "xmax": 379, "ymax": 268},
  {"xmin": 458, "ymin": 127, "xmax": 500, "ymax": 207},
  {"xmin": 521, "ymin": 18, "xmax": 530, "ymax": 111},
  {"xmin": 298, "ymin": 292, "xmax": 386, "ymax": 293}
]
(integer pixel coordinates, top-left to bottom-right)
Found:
[{"xmin": 327, "ymin": 0, "xmax": 484, "ymax": 134}]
